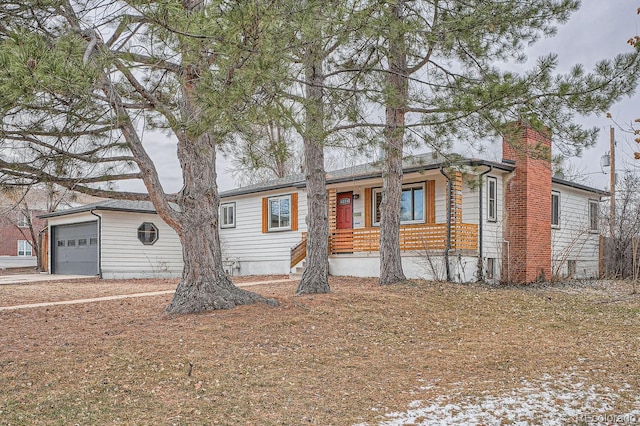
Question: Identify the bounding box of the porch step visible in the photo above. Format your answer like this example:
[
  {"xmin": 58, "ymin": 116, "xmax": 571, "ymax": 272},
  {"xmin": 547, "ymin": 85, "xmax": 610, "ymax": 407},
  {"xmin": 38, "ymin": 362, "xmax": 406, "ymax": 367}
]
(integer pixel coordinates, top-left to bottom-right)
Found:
[{"xmin": 289, "ymin": 261, "xmax": 305, "ymax": 280}]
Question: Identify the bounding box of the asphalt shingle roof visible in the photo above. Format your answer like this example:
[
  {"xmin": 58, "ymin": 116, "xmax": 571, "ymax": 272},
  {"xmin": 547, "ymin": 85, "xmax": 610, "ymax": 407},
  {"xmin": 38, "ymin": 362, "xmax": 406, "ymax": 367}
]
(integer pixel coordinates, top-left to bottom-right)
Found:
[
  {"xmin": 38, "ymin": 199, "xmax": 176, "ymax": 218},
  {"xmin": 38, "ymin": 153, "xmax": 607, "ymax": 217}
]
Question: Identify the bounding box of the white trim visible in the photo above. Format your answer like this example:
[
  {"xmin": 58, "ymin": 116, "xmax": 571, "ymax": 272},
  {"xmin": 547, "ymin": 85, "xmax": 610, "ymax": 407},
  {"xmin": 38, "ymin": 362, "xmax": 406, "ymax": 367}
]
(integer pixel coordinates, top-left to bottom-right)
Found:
[
  {"xmin": 17, "ymin": 240, "xmax": 32, "ymax": 256},
  {"xmin": 268, "ymin": 195, "xmax": 292, "ymax": 232},
  {"xmin": 137, "ymin": 222, "xmax": 159, "ymax": 245},
  {"xmin": 220, "ymin": 202, "xmax": 236, "ymax": 228},
  {"xmin": 551, "ymin": 191, "xmax": 561, "ymax": 229},
  {"xmin": 17, "ymin": 212, "xmax": 29, "ymax": 228},
  {"xmin": 487, "ymin": 176, "xmax": 497, "ymax": 222},
  {"xmin": 372, "ymin": 183, "xmax": 426, "ymax": 226},
  {"xmin": 588, "ymin": 199, "xmax": 599, "ymax": 232}
]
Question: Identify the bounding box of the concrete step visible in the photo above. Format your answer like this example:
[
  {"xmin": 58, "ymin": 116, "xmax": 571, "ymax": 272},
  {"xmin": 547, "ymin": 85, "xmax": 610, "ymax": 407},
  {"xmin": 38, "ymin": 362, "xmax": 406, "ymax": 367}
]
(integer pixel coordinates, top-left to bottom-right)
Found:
[{"xmin": 289, "ymin": 262, "xmax": 305, "ymax": 280}]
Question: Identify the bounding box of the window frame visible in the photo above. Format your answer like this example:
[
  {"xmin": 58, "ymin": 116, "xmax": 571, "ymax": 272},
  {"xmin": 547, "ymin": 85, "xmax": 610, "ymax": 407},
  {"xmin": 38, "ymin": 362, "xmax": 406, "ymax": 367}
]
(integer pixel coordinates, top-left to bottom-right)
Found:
[
  {"xmin": 487, "ymin": 176, "xmax": 497, "ymax": 222},
  {"xmin": 588, "ymin": 199, "xmax": 599, "ymax": 232},
  {"xmin": 220, "ymin": 202, "xmax": 236, "ymax": 229},
  {"xmin": 551, "ymin": 191, "xmax": 561, "ymax": 229},
  {"xmin": 137, "ymin": 222, "xmax": 159, "ymax": 245},
  {"xmin": 268, "ymin": 195, "xmax": 292, "ymax": 232},
  {"xmin": 372, "ymin": 183, "xmax": 426, "ymax": 226},
  {"xmin": 17, "ymin": 212, "xmax": 29, "ymax": 228},
  {"xmin": 17, "ymin": 240, "xmax": 32, "ymax": 256},
  {"xmin": 486, "ymin": 258, "xmax": 495, "ymax": 280}
]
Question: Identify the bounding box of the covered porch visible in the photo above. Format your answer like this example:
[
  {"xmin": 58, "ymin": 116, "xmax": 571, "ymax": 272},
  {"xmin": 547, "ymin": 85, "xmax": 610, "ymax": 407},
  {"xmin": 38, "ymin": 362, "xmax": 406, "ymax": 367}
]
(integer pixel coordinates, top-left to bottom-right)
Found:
[
  {"xmin": 290, "ymin": 223, "xmax": 478, "ymax": 268},
  {"xmin": 290, "ymin": 174, "xmax": 478, "ymax": 268}
]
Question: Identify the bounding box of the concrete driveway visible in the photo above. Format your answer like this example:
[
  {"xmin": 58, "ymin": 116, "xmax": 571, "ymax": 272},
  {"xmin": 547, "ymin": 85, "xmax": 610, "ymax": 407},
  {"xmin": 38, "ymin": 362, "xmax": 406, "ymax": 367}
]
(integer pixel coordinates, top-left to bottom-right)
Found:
[{"xmin": 0, "ymin": 274, "xmax": 92, "ymax": 285}]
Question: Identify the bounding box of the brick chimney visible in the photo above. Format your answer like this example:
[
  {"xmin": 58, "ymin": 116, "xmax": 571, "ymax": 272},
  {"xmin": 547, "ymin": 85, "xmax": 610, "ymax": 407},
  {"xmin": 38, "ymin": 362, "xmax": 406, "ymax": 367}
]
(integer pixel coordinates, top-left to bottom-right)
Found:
[{"xmin": 502, "ymin": 122, "xmax": 552, "ymax": 284}]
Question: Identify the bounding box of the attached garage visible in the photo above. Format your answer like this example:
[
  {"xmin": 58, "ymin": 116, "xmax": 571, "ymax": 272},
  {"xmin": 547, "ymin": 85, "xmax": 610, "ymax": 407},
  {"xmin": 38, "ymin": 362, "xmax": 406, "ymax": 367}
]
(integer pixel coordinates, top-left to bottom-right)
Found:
[
  {"xmin": 51, "ymin": 222, "xmax": 99, "ymax": 275},
  {"xmin": 39, "ymin": 200, "xmax": 183, "ymax": 279}
]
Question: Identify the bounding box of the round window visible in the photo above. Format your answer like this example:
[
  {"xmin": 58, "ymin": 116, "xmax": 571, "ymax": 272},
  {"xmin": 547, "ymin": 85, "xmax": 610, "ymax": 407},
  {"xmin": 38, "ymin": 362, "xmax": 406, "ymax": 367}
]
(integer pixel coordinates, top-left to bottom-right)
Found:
[{"xmin": 137, "ymin": 222, "xmax": 159, "ymax": 245}]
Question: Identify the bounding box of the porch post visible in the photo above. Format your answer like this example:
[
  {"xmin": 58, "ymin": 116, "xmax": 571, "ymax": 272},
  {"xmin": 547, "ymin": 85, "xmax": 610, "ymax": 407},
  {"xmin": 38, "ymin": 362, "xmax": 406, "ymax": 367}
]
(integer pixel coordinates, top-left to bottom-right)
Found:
[{"xmin": 327, "ymin": 189, "xmax": 337, "ymax": 254}]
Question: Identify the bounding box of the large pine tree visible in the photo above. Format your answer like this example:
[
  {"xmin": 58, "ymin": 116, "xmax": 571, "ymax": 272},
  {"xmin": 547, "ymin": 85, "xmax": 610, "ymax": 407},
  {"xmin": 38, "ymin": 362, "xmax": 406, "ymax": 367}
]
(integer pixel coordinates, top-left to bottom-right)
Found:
[
  {"xmin": 0, "ymin": 0, "xmax": 290, "ymax": 313},
  {"xmin": 353, "ymin": 0, "xmax": 640, "ymax": 284}
]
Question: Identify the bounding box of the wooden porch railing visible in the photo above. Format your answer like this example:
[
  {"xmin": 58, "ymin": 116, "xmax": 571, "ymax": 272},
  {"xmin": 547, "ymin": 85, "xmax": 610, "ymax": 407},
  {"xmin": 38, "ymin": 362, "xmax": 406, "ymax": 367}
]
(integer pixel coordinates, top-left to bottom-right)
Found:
[
  {"xmin": 290, "ymin": 232, "xmax": 307, "ymax": 268},
  {"xmin": 329, "ymin": 223, "xmax": 478, "ymax": 254},
  {"xmin": 290, "ymin": 223, "xmax": 478, "ymax": 266}
]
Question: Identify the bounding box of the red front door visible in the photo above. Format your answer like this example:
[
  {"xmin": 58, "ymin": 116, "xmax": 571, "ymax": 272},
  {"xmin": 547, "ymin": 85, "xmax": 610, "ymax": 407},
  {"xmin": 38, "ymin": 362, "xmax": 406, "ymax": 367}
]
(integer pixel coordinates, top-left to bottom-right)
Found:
[{"xmin": 336, "ymin": 192, "xmax": 353, "ymax": 229}]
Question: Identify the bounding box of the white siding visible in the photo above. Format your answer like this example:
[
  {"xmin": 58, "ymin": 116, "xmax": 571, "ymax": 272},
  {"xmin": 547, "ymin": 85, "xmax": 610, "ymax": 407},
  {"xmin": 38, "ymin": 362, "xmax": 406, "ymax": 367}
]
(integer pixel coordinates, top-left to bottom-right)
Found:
[
  {"xmin": 219, "ymin": 188, "xmax": 308, "ymax": 276},
  {"xmin": 329, "ymin": 253, "xmax": 478, "ymax": 282},
  {"xmin": 46, "ymin": 210, "xmax": 182, "ymax": 279},
  {"xmin": 433, "ymin": 175, "xmax": 448, "ymax": 224},
  {"xmin": 482, "ymin": 173, "xmax": 506, "ymax": 282},
  {"xmin": 100, "ymin": 211, "xmax": 183, "ymax": 279},
  {"xmin": 551, "ymin": 185, "xmax": 600, "ymax": 279},
  {"xmin": 461, "ymin": 179, "xmax": 478, "ymax": 225},
  {"xmin": 47, "ymin": 212, "xmax": 98, "ymax": 227}
]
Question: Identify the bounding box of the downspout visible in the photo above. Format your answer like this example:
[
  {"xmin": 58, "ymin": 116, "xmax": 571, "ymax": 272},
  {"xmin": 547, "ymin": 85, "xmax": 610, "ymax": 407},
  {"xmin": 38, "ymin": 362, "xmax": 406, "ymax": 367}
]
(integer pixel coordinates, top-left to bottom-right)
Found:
[
  {"xmin": 477, "ymin": 165, "xmax": 493, "ymax": 282},
  {"xmin": 89, "ymin": 209, "xmax": 103, "ymax": 278},
  {"xmin": 439, "ymin": 167, "xmax": 451, "ymax": 282}
]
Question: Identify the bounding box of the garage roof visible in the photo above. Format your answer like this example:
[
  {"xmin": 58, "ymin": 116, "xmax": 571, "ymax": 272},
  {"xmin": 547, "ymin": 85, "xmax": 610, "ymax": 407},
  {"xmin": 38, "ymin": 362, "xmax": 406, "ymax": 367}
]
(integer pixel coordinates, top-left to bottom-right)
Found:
[{"xmin": 38, "ymin": 199, "xmax": 178, "ymax": 218}]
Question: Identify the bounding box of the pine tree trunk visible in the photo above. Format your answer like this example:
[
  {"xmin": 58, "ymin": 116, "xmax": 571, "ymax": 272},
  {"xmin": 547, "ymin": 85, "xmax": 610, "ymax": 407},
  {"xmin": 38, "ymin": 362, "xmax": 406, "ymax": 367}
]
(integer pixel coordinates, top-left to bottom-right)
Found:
[
  {"xmin": 296, "ymin": 14, "xmax": 330, "ymax": 295},
  {"xmin": 165, "ymin": 0, "xmax": 277, "ymax": 313},
  {"xmin": 297, "ymin": 135, "xmax": 330, "ymax": 294},
  {"xmin": 380, "ymin": 135, "xmax": 406, "ymax": 285},
  {"xmin": 166, "ymin": 135, "xmax": 277, "ymax": 314},
  {"xmin": 380, "ymin": 0, "xmax": 408, "ymax": 286}
]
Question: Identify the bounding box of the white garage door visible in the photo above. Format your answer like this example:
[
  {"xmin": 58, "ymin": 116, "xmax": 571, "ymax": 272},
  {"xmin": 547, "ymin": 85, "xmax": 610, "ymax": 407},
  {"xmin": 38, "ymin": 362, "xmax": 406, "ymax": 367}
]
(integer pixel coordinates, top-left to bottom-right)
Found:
[{"xmin": 52, "ymin": 222, "xmax": 98, "ymax": 275}]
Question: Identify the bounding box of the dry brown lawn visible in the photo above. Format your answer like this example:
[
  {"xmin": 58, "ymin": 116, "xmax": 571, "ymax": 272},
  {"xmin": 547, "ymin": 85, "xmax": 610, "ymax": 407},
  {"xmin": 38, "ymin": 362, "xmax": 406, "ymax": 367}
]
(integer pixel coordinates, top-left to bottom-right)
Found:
[{"xmin": 1, "ymin": 276, "xmax": 639, "ymax": 425}]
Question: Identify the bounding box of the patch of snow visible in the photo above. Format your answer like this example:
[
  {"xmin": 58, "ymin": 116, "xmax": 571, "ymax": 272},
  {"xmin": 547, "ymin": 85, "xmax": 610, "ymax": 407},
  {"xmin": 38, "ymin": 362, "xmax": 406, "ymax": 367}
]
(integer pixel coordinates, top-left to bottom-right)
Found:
[{"xmin": 359, "ymin": 373, "xmax": 640, "ymax": 426}]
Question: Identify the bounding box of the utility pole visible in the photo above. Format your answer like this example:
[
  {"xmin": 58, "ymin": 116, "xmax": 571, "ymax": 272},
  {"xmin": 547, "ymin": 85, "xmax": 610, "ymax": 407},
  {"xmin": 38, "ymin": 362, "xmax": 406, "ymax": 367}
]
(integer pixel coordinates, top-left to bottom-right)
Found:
[{"xmin": 609, "ymin": 126, "xmax": 615, "ymax": 238}]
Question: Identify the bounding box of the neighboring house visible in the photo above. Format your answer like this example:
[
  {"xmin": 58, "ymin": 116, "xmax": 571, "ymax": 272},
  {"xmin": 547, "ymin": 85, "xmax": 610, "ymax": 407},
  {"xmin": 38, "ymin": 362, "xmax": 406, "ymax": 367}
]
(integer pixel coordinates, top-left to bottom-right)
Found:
[
  {"xmin": 39, "ymin": 200, "xmax": 183, "ymax": 278},
  {"xmin": 0, "ymin": 188, "xmax": 105, "ymax": 265},
  {"xmin": 39, "ymin": 124, "xmax": 606, "ymax": 283},
  {"xmin": 0, "ymin": 205, "xmax": 46, "ymax": 258}
]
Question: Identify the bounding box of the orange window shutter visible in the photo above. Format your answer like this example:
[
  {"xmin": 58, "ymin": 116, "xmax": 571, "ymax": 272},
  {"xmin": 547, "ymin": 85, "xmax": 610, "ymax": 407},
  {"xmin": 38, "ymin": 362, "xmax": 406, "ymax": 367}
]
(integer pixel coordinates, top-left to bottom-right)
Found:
[
  {"xmin": 364, "ymin": 188, "xmax": 372, "ymax": 228},
  {"xmin": 262, "ymin": 197, "xmax": 268, "ymax": 233},
  {"xmin": 291, "ymin": 192, "xmax": 298, "ymax": 231},
  {"xmin": 426, "ymin": 180, "xmax": 435, "ymax": 223}
]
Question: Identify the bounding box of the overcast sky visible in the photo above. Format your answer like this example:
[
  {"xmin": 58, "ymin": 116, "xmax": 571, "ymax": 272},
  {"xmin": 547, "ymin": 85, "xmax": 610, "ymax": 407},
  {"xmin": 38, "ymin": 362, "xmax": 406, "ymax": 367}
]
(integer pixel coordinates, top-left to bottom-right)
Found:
[
  {"xmin": 130, "ymin": 0, "xmax": 640, "ymax": 195},
  {"xmin": 520, "ymin": 0, "xmax": 640, "ymax": 191}
]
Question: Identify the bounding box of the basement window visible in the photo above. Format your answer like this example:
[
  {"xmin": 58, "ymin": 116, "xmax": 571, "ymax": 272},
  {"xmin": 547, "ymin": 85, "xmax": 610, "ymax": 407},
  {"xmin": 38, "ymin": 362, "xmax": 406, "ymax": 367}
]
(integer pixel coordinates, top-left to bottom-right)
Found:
[
  {"xmin": 486, "ymin": 258, "xmax": 495, "ymax": 279},
  {"xmin": 138, "ymin": 222, "xmax": 159, "ymax": 245}
]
